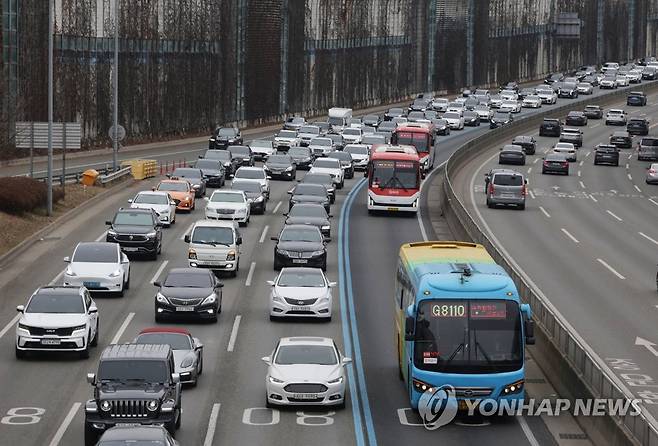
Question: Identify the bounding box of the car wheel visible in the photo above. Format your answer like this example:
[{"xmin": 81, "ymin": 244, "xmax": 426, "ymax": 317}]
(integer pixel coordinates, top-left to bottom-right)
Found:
[
  {"xmin": 273, "ymin": 257, "xmax": 281, "ymax": 271},
  {"xmin": 155, "ymin": 312, "xmax": 165, "ymax": 323},
  {"xmin": 118, "ymin": 281, "xmax": 125, "ymax": 297},
  {"xmin": 91, "ymin": 321, "xmax": 99, "ymax": 347},
  {"xmin": 84, "ymin": 423, "xmax": 99, "ymax": 446},
  {"xmin": 265, "ymin": 394, "xmax": 274, "ymax": 409},
  {"xmin": 80, "ymin": 336, "xmax": 90, "ymax": 359},
  {"xmin": 321, "ymin": 260, "xmax": 327, "ymax": 272},
  {"xmin": 165, "ymin": 418, "xmax": 176, "ymax": 435},
  {"xmin": 518, "ymin": 203, "xmax": 525, "ymax": 210},
  {"xmin": 15, "ymin": 346, "xmax": 25, "ymax": 360},
  {"xmin": 198, "ymin": 356, "xmax": 203, "ymax": 375},
  {"xmin": 125, "ymin": 271, "xmax": 130, "ymax": 290}
]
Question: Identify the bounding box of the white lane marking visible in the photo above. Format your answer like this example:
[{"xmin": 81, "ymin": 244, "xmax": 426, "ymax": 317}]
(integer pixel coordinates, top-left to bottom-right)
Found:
[
  {"xmin": 47, "ymin": 402, "xmax": 82, "ymax": 446},
  {"xmin": 589, "ymin": 194, "xmax": 598, "ymax": 203},
  {"xmin": 651, "ymin": 122, "xmax": 658, "ymax": 129},
  {"xmin": 596, "ymin": 258, "xmax": 626, "ymax": 280},
  {"xmin": 0, "ymin": 314, "xmax": 21, "ymax": 340},
  {"xmin": 628, "ymin": 173, "xmax": 633, "ymax": 180},
  {"xmin": 539, "ymin": 206, "xmax": 551, "ymax": 218},
  {"xmin": 639, "ymin": 232, "xmax": 658, "ymax": 246},
  {"xmin": 625, "ymin": 163, "xmax": 630, "ymax": 169},
  {"xmin": 635, "ymin": 185, "xmax": 643, "ymax": 193},
  {"xmin": 628, "ymin": 153, "xmax": 633, "ymax": 160},
  {"xmin": 203, "ymin": 403, "xmax": 222, "ymax": 446},
  {"xmin": 94, "ymin": 231, "xmax": 108, "ymax": 242},
  {"xmin": 650, "ymin": 198, "xmax": 658, "ymax": 207},
  {"xmin": 579, "ymin": 161, "xmax": 584, "ymax": 167},
  {"xmin": 585, "ymin": 151, "xmax": 591, "ymax": 158},
  {"xmin": 577, "ymin": 170, "xmax": 582, "ymax": 177},
  {"xmin": 579, "ymin": 181, "xmax": 586, "ymax": 189},
  {"xmin": 533, "ymin": 158, "xmax": 539, "ymax": 164},
  {"xmin": 561, "ymin": 228, "xmax": 580, "ymax": 244},
  {"xmin": 592, "ymin": 123, "xmax": 601, "ymax": 128},
  {"xmin": 111, "ymin": 312, "xmax": 135, "ymax": 344},
  {"xmin": 606, "ymin": 210, "xmax": 623, "ymax": 222},
  {"xmin": 49, "ymin": 269, "xmax": 66, "ymax": 286},
  {"xmin": 227, "ymin": 315, "xmax": 242, "ymax": 352},
  {"xmin": 517, "ymin": 415, "xmax": 541, "ymax": 446},
  {"xmin": 181, "ymin": 222, "xmax": 195, "ymax": 240},
  {"xmin": 259, "ymin": 225, "xmax": 269, "ymax": 243},
  {"xmin": 528, "ymin": 189, "xmax": 536, "ymax": 200},
  {"xmin": 273, "ymin": 201, "xmax": 282, "ymax": 214},
  {"xmin": 150, "ymin": 260, "xmax": 169, "ymax": 284},
  {"xmin": 245, "ymin": 262, "xmax": 256, "ymax": 287},
  {"xmin": 527, "ymin": 167, "xmax": 532, "ymax": 175}
]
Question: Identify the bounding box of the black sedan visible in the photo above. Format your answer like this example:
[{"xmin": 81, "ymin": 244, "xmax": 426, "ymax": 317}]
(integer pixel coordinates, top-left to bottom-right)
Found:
[
  {"xmin": 272, "ymin": 225, "xmax": 328, "ymax": 271},
  {"xmin": 194, "ymin": 159, "xmax": 225, "ymax": 188},
  {"xmin": 583, "ymin": 105, "xmax": 603, "ymax": 119},
  {"xmin": 565, "ymin": 111, "xmax": 588, "ymax": 126},
  {"xmin": 490, "ymin": 111, "xmax": 513, "ymax": 129},
  {"xmin": 594, "ymin": 144, "xmax": 620, "ymax": 166},
  {"xmin": 288, "ymin": 146, "xmax": 314, "ymax": 170},
  {"xmin": 288, "ymin": 183, "xmax": 331, "ymax": 213},
  {"xmin": 511, "ymin": 135, "xmax": 536, "ymax": 155},
  {"xmin": 542, "ymin": 153, "xmax": 569, "ymax": 175},
  {"xmin": 463, "ymin": 111, "xmax": 481, "ymax": 127},
  {"xmin": 154, "ymin": 268, "xmax": 223, "ymax": 322},
  {"xmin": 498, "ymin": 145, "xmax": 526, "ymax": 165},
  {"xmin": 228, "ymin": 145, "xmax": 255, "ymax": 167},
  {"xmin": 284, "ymin": 203, "xmax": 332, "ymax": 237},
  {"xmin": 264, "ymin": 154, "xmax": 297, "ymax": 180},
  {"xmin": 627, "ymin": 91, "xmax": 648, "ymax": 106},
  {"xmin": 209, "ymin": 127, "xmax": 241, "ymax": 150},
  {"xmin": 609, "ymin": 131, "xmax": 633, "ymax": 149},
  {"xmin": 169, "ymin": 167, "xmax": 206, "ymax": 197},
  {"xmin": 231, "ymin": 179, "xmax": 267, "ymax": 214},
  {"xmin": 327, "ymin": 151, "xmax": 355, "ymax": 179},
  {"xmin": 384, "ymin": 107, "xmax": 406, "ymax": 121},
  {"xmin": 300, "ymin": 173, "xmax": 336, "ymax": 203},
  {"xmin": 201, "ymin": 150, "xmax": 240, "ymax": 179},
  {"xmin": 432, "ymin": 118, "xmax": 451, "ymax": 135},
  {"xmin": 627, "ymin": 118, "xmax": 650, "ymax": 136}
]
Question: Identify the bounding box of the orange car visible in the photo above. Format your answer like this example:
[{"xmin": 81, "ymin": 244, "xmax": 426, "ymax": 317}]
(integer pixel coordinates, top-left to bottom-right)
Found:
[{"xmin": 154, "ymin": 180, "xmax": 196, "ymax": 211}]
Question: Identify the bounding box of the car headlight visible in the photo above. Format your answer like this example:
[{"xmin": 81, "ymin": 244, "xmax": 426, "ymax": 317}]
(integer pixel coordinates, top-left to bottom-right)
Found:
[
  {"xmin": 223, "ymin": 162, "xmax": 231, "ymax": 168},
  {"xmin": 100, "ymin": 400, "xmax": 112, "ymax": 412},
  {"xmin": 503, "ymin": 380, "xmax": 524, "ymax": 395},
  {"xmin": 201, "ymin": 293, "xmax": 217, "ymax": 306},
  {"xmin": 146, "ymin": 231, "xmax": 157, "ymax": 238},
  {"xmin": 271, "ymin": 292, "xmax": 284, "ymax": 303},
  {"xmin": 147, "ymin": 400, "xmax": 159, "ymax": 412},
  {"xmin": 321, "ymin": 225, "xmax": 330, "ymax": 231},
  {"xmin": 226, "ymin": 250, "xmax": 236, "ymax": 261},
  {"xmin": 285, "ymin": 166, "xmax": 293, "ymax": 171},
  {"xmin": 156, "ymin": 292, "xmax": 168, "ymax": 304},
  {"xmin": 71, "ymin": 324, "xmax": 87, "ymax": 332},
  {"xmin": 236, "ymin": 208, "xmax": 246, "ymax": 215},
  {"xmin": 161, "ymin": 400, "xmax": 176, "ymax": 413},
  {"xmin": 209, "ymin": 138, "xmax": 216, "ymax": 142},
  {"xmin": 310, "ymin": 250, "xmax": 325, "ymax": 257},
  {"xmin": 107, "ymin": 229, "xmax": 118, "ymax": 236},
  {"xmin": 277, "ymin": 249, "xmax": 291, "ymax": 257},
  {"xmin": 183, "ymin": 196, "xmax": 191, "ymax": 202},
  {"xmin": 181, "ymin": 356, "xmax": 195, "ymax": 369},
  {"xmin": 109, "ymin": 269, "xmax": 122, "ymax": 278},
  {"xmin": 412, "ymin": 378, "xmax": 435, "ymax": 393},
  {"xmin": 65, "ymin": 267, "xmax": 76, "ymax": 276},
  {"xmin": 269, "ymin": 376, "xmax": 284, "ymax": 384},
  {"xmin": 255, "ymin": 196, "xmax": 264, "ymax": 203},
  {"xmin": 188, "ymin": 249, "xmax": 197, "ymax": 260},
  {"xmin": 17, "ymin": 323, "xmax": 31, "ymax": 331},
  {"xmin": 328, "ymin": 376, "xmax": 343, "ymax": 384}
]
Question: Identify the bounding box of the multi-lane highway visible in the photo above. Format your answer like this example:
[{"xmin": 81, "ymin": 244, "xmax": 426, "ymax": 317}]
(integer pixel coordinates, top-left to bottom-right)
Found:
[
  {"xmin": 452, "ymin": 91, "xmax": 658, "ymax": 421},
  {"xmin": 0, "ymin": 80, "xmax": 649, "ymax": 446}
]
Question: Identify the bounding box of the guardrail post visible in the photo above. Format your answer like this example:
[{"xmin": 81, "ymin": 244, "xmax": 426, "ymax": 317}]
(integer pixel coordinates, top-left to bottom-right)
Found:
[{"xmin": 29, "ymin": 122, "xmax": 34, "ymax": 178}]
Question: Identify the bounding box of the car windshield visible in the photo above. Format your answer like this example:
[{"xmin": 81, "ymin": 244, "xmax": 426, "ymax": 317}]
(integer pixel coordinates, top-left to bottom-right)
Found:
[
  {"xmin": 370, "ymin": 160, "xmax": 419, "ymax": 190},
  {"xmin": 526, "ymin": 95, "xmax": 540, "ymax": 100},
  {"xmin": 98, "ymin": 359, "xmax": 168, "ymax": 383},
  {"xmin": 278, "ymin": 130, "xmax": 297, "ymax": 138},
  {"xmin": 278, "ymin": 270, "xmax": 326, "ymax": 287},
  {"xmin": 294, "ymin": 184, "xmax": 326, "ymax": 196},
  {"xmin": 280, "ymin": 228, "xmax": 322, "ymax": 242},
  {"xmin": 314, "ymin": 159, "xmax": 340, "ymax": 168},
  {"xmin": 173, "ymin": 168, "xmax": 201, "ymax": 179},
  {"xmin": 364, "ymin": 115, "xmax": 378, "ymax": 122},
  {"xmin": 641, "ymin": 138, "xmax": 658, "ymax": 146},
  {"xmin": 211, "ymin": 192, "xmax": 245, "ymax": 203},
  {"xmin": 299, "ymin": 126, "xmax": 319, "ymax": 134},
  {"xmin": 275, "ymin": 345, "xmax": 337, "ymax": 365},
  {"xmin": 163, "ymin": 272, "xmax": 212, "ymax": 288},
  {"xmin": 311, "ymin": 138, "xmax": 332, "ymax": 146},
  {"xmin": 493, "ymin": 174, "xmax": 524, "ymax": 186},
  {"xmin": 537, "ymin": 89, "xmax": 552, "ymax": 95},
  {"xmin": 388, "ymin": 108, "xmax": 404, "ymax": 115},
  {"xmin": 98, "ymin": 441, "xmax": 166, "ymax": 446},
  {"xmin": 327, "ymin": 134, "xmax": 343, "ymax": 142},
  {"xmin": 205, "ymin": 151, "xmax": 231, "ymax": 162},
  {"xmin": 229, "ymin": 147, "xmax": 250, "ymax": 157},
  {"xmin": 232, "ymin": 180, "xmax": 262, "ymax": 193},
  {"xmin": 289, "ymin": 148, "xmax": 310, "ymax": 157},
  {"xmin": 289, "ymin": 205, "xmax": 327, "ymax": 218},
  {"xmin": 73, "ymin": 244, "xmax": 118, "ymax": 263},
  {"xmin": 113, "ymin": 212, "xmax": 153, "ymax": 226},
  {"xmin": 345, "ymin": 146, "xmax": 369, "ymax": 155},
  {"xmin": 157, "ymin": 182, "xmax": 188, "ymax": 192},
  {"xmin": 218, "ymin": 128, "xmax": 237, "ymax": 137},
  {"xmin": 134, "ymin": 193, "xmax": 169, "ymax": 205},
  {"xmin": 413, "ymin": 300, "xmax": 522, "ymax": 373},
  {"xmin": 135, "ymin": 333, "xmax": 192, "ymax": 350},
  {"xmin": 27, "ymin": 292, "xmax": 84, "ymax": 313},
  {"xmin": 195, "ymin": 160, "xmax": 221, "ymax": 170},
  {"xmin": 191, "ymin": 226, "xmax": 234, "ymax": 245},
  {"xmin": 268, "ymin": 155, "xmax": 292, "ymax": 164},
  {"xmin": 235, "ymin": 169, "xmax": 264, "ymax": 180}
]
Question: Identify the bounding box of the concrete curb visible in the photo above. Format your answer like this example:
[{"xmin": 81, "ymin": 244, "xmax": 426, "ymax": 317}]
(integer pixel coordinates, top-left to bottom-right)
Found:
[{"xmin": 0, "ymin": 177, "xmax": 134, "ymax": 269}]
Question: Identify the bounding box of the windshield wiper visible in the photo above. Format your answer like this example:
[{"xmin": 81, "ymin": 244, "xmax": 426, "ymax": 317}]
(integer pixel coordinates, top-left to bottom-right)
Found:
[
  {"xmin": 473, "ymin": 331, "xmax": 493, "ymax": 365},
  {"xmin": 443, "ymin": 327, "xmax": 468, "ymax": 365},
  {"xmin": 193, "ymin": 240, "xmax": 230, "ymax": 247},
  {"xmin": 381, "ymin": 175, "xmax": 408, "ymax": 191}
]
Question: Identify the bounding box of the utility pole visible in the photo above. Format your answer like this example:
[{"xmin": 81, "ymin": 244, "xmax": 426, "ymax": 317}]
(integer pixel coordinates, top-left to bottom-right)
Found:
[
  {"xmin": 47, "ymin": 0, "xmax": 54, "ymax": 216},
  {"xmin": 112, "ymin": 0, "xmax": 119, "ymax": 172}
]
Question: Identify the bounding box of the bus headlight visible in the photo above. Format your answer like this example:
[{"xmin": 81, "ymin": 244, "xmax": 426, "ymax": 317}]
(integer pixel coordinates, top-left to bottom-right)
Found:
[
  {"xmin": 412, "ymin": 378, "xmax": 434, "ymax": 393},
  {"xmin": 503, "ymin": 380, "xmax": 524, "ymax": 395}
]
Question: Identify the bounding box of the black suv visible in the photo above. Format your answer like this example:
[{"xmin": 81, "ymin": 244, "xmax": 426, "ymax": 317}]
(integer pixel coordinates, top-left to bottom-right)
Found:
[
  {"xmin": 627, "ymin": 118, "xmax": 650, "ymax": 136},
  {"xmin": 209, "ymin": 127, "xmax": 242, "ymax": 150},
  {"xmin": 594, "ymin": 144, "xmax": 620, "ymax": 166},
  {"xmin": 539, "ymin": 118, "xmax": 562, "ymax": 137},
  {"xmin": 84, "ymin": 344, "xmax": 182, "ymax": 446},
  {"xmin": 627, "ymin": 91, "xmax": 647, "ymax": 106},
  {"xmin": 106, "ymin": 208, "xmax": 163, "ymax": 260},
  {"xmin": 511, "ymin": 135, "xmax": 536, "ymax": 155}
]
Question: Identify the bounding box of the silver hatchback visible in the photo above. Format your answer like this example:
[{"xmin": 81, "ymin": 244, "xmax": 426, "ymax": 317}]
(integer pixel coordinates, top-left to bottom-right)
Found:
[{"xmin": 486, "ymin": 171, "xmax": 527, "ymax": 210}]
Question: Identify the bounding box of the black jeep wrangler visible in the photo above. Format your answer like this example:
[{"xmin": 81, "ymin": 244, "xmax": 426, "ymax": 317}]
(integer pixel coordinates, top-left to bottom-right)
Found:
[{"xmin": 84, "ymin": 344, "xmax": 182, "ymax": 446}]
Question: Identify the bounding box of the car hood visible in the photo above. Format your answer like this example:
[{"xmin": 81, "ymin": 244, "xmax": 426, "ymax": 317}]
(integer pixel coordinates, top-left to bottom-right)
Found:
[
  {"xmin": 207, "ymin": 202, "xmax": 247, "ymax": 210},
  {"xmin": 277, "ymin": 241, "xmax": 324, "ymax": 251},
  {"xmin": 291, "ymin": 195, "xmax": 327, "ymax": 204},
  {"xmin": 112, "ymin": 225, "xmax": 155, "ymax": 235},
  {"xmin": 98, "ymin": 384, "xmax": 167, "ymax": 399},
  {"xmin": 445, "ymin": 116, "xmax": 461, "ymax": 123},
  {"xmin": 70, "ymin": 262, "xmax": 120, "ymax": 276},
  {"xmin": 159, "ymin": 286, "xmax": 213, "ymax": 299},
  {"xmin": 274, "ymin": 286, "xmax": 329, "ymax": 300},
  {"xmin": 270, "ymin": 364, "xmax": 342, "ymax": 383},
  {"xmin": 266, "ymin": 162, "xmax": 292, "ymax": 169},
  {"xmin": 21, "ymin": 313, "xmax": 87, "ymax": 328},
  {"xmin": 167, "ymin": 191, "xmax": 193, "ymax": 201},
  {"xmin": 200, "ymin": 168, "xmax": 223, "ymax": 176},
  {"xmin": 131, "ymin": 203, "xmax": 170, "ymax": 214},
  {"xmin": 290, "ymin": 155, "xmax": 311, "ymax": 162},
  {"xmin": 310, "ymin": 167, "xmax": 341, "ymax": 176},
  {"xmin": 243, "ymin": 191, "xmax": 263, "ymax": 200},
  {"xmin": 285, "ymin": 216, "xmax": 329, "ymax": 227}
]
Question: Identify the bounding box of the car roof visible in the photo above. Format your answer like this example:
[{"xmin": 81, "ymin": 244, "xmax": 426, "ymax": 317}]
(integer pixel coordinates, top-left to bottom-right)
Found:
[
  {"xmin": 609, "ymin": 109, "xmax": 624, "ymax": 113},
  {"xmin": 192, "ymin": 219, "xmax": 238, "ymax": 229},
  {"xmin": 211, "ymin": 189, "xmax": 245, "ymax": 195},
  {"xmin": 139, "ymin": 327, "xmax": 192, "ymax": 336},
  {"xmin": 568, "ymin": 111, "xmax": 583, "ymax": 115},
  {"xmin": 278, "ymin": 336, "xmax": 334, "ymax": 346},
  {"xmin": 159, "ymin": 179, "xmax": 190, "ymax": 185},
  {"xmin": 101, "ymin": 343, "xmax": 171, "ymax": 360},
  {"xmin": 512, "ymin": 135, "xmax": 533, "ymax": 141},
  {"xmin": 502, "ymin": 144, "xmax": 523, "ymax": 151},
  {"xmin": 279, "ymin": 267, "xmax": 326, "ymax": 275},
  {"xmin": 290, "ymin": 203, "xmax": 326, "ymax": 210},
  {"xmin": 168, "ymin": 267, "xmax": 213, "ymax": 275},
  {"xmin": 136, "ymin": 190, "xmax": 169, "ymax": 196},
  {"xmin": 116, "ymin": 207, "xmax": 152, "ymax": 214},
  {"xmin": 543, "ymin": 118, "xmax": 560, "ymax": 122},
  {"xmin": 99, "ymin": 425, "xmax": 168, "ymax": 441},
  {"xmin": 562, "ymin": 127, "xmax": 581, "ymax": 132},
  {"xmin": 35, "ymin": 286, "xmax": 83, "ymax": 296},
  {"xmin": 282, "ymin": 224, "xmax": 322, "ymax": 232}
]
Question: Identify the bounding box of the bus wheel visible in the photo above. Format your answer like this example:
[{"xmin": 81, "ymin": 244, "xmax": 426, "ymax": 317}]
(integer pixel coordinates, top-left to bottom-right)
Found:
[{"xmin": 397, "ymin": 335, "xmax": 404, "ymax": 381}]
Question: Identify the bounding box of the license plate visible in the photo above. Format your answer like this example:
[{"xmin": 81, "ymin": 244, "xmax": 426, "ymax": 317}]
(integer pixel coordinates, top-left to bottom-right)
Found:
[
  {"xmin": 115, "ymin": 423, "xmax": 141, "ymax": 427},
  {"xmin": 501, "ymin": 194, "xmax": 515, "ymax": 198},
  {"xmin": 292, "ymin": 259, "xmax": 307, "ymax": 264},
  {"xmin": 123, "ymin": 247, "xmax": 138, "ymax": 252},
  {"xmin": 83, "ymin": 281, "xmax": 100, "ymax": 288},
  {"xmin": 175, "ymin": 306, "xmax": 195, "ymax": 312},
  {"xmin": 41, "ymin": 339, "xmax": 61, "ymax": 345},
  {"xmin": 293, "ymin": 393, "xmax": 318, "ymax": 400},
  {"xmin": 291, "ymin": 306, "xmax": 311, "ymax": 312},
  {"xmin": 387, "ymin": 207, "xmax": 399, "ymax": 211}
]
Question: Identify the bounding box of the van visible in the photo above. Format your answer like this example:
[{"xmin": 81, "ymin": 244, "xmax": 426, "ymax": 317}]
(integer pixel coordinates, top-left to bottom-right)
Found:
[
  {"xmin": 184, "ymin": 220, "xmax": 242, "ymax": 277},
  {"xmin": 328, "ymin": 108, "xmax": 353, "ymax": 132},
  {"xmin": 486, "ymin": 170, "xmax": 527, "ymax": 210},
  {"xmin": 638, "ymin": 137, "xmax": 658, "ymax": 161}
]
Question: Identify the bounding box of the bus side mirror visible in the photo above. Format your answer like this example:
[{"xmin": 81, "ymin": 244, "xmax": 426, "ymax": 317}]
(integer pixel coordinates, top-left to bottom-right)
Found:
[
  {"xmin": 524, "ymin": 319, "xmax": 536, "ymax": 345},
  {"xmin": 405, "ymin": 316, "xmax": 415, "ymax": 341}
]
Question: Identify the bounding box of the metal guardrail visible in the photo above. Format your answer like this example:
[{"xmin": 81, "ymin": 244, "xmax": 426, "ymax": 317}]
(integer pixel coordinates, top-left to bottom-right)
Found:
[
  {"xmin": 99, "ymin": 166, "xmax": 132, "ymax": 185},
  {"xmin": 442, "ymin": 81, "xmax": 658, "ymax": 445}
]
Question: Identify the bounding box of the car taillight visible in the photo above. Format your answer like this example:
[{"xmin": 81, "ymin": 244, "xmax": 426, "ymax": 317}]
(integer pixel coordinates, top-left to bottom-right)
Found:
[
  {"xmin": 562, "ymin": 162, "xmax": 569, "ymax": 167},
  {"xmin": 543, "ymin": 161, "xmax": 549, "ymax": 166},
  {"xmin": 488, "ymin": 184, "xmax": 495, "ymax": 195},
  {"xmin": 522, "ymin": 185, "xmax": 527, "ymax": 196},
  {"xmin": 650, "ymin": 169, "xmax": 656, "ymax": 174}
]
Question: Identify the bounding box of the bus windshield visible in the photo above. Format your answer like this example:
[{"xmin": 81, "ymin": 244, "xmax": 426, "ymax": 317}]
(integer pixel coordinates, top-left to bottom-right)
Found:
[
  {"xmin": 413, "ymin": 300, "xmax": 522, "ymax": 374},
  {"xmin": 370, "ymin": 160, "xmax": 419, "ymax": 190},
  {"xmin": 394, "ymin": 131, "xmax": 429, "ymax": 153}
]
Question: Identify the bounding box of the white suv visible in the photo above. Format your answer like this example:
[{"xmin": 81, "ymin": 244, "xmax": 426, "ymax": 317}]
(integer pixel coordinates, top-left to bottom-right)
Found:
[
  {"xmin": 129, "ymin": 191, "xmax": 176, "ymax": 226},
  {"xmin": 205, "ymin": 190, "xmax": 251, "ymax": 226},
  {"xmin": 233, "ymin": 167, "xmax": 270, "ymax": 199},
  {"xmin": 185, "ymin": 220, "xmax": 243, "ymax": 277},
  {"xmin": 15, "ymin": 286, "xmax": 99, "ymax": 359},
  {"xmin": 63, "ymin": 242, "xmax": 130, "ymax": 296}
]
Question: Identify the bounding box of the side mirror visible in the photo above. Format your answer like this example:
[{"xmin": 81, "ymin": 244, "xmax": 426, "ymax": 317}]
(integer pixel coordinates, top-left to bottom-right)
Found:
[
  {"xmin": 156, "ymin": 222, "xmax": 163, "ymax": 227},
  {"xmin": 262, "ymin": 356, "xmax": 272, "ymax": 365},
  {"xmin": 270, "ymin": 236, "xmax": 279, "ymax": 241},
  {"xmin": 172, "ymin": 373, "xmax": 181, "ymax": 384},
  {"xmin": 364, "ymin": 170, "xmax": 368, "ymax": 178},
  {"xmin": 282, "ymin": 212, "xmax": 288, "ymax": 216},
  {"xmin": 267, "ymin": 176, "xmax": 272, "ymax": 180},
  {"xmin": 153, "ymin": 281, "xmax": 161, "ymax": 287},
  {"xmin": 170, "ymin": 201, "xmax": 176, "ymax": 206},
  {"xmin": 266, "ymin": 280, "xmax": 275, "ymax": 286},
  {"xmin": 16, "ymin": 305, "xmax": 24, "ymax": 313},
  {"xmin": 287, "ymin": 190, "xmax": 293, "ymax": 195},
  {"xmin": 236, "ymin": 236, "xmax": 243, "ymax": 245},
  {"xmin": 341, "ymin": 357, "xmax": 352, "ymax": 366},
  {"xmin": 324, "ymin": 237, "xmax": 332, "ymax": 243},
  {"xmin": 204, "ymin": 197, "xmax": 210, "ymax": 201},
  {"xmin": 105, "ymin": 220, "xmax": 112, "ymax": 226},
  {"xmin": 184, "ymin": 235, "xmax": 191, "ymax": 243},
  {"xmin": 88, "ymin": 305, "xmax": 98, "ymax": 314},
  {"xmin": 63, "ymin": 256, "xmax": 71, "ymax": 263},
  {"xmin": 328, "ymin": 281, "xmax": 337, "ymax": 288},
  {"xmin": 525, "ymin": 319, "xmax": 536, "ymax": 345},
  {"xmin": 165, "ymin": 173, "xmax": 171, "ymax": 178},
  {"xmin": 328, "ymin": 214, "xmax": 333, "ymax": 218},
  {"xmin": 194, "ymin": 338, "xmax": 204, "ymax": 350},
  {"xmin": 127, "ymin": 199, "xmax": 133, "ymax": 204},
  {"xmin": 247, "ymin": 199, "xmax": 253, "ymax": 204},
  {"xmin": 215, "ymin": 283, "xmax": 224, "ymax": 289},
  {"xmin": 87, "ymin": 373, "xmax": 96, "ymax": 385},
  {"xmin": 404, "ymin": 316, "xmax": 415, "ymax": 341},
  {"xmin": 198, "ymin": 155, "xmax": 203, "ymax": 159}
]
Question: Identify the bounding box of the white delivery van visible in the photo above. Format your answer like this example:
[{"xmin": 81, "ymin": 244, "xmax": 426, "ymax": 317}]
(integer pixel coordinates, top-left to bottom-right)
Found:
[
  {"xmin": 184, "ymin": 220, "xmax": 242, "ymax": 277},
  {"xmin": 328, "ymin": 108, "xmax": 353, "ymax": 132}
]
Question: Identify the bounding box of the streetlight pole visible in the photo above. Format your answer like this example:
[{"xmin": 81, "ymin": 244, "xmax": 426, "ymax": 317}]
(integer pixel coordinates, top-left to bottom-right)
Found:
[
  {"xmin": 112, "ymin": 0, "xmax": 119, "ymax": 172},
  {"xmin": 47, "ymin": 0, "xmax": 54, "ymax": 216}
]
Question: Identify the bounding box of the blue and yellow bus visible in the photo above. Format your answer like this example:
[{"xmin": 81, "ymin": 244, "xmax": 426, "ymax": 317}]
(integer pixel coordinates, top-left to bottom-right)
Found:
[{"xmin": 395, "ymin": 241, "xmax": 535, "ymax": 410}]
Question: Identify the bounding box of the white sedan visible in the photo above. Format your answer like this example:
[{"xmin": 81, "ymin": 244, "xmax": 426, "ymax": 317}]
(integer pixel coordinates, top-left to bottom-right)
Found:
[
  {"xmin": 205, "ymin": 190, "xmax": 251, "ymax": 226},
  {"xmin": 442, "ymin": 112, "xmax": 465, "ymax": 130},
  {"xmin": 341, "ymin": 127, "xmax": 363, "ymax": 144},
  {"xmin": 552, "ymin": 142, "xmax": 577, "ymax": 162},
  {"xmin": 129, "ymin": 191, "xmax": 176, "ymax": 226},
  {"xmin": 310, "ymin": 158, "xmax": 345, "ymax": 189},
  {"xmin": 500, "ymin": 100, "xmax": 521, "ymax": 113},
  {"xmin": 522, "ymin": 95, "xmax": 542, "ymax": 108},
  {"xmin": 268, "ymin": 268, "xmax": 335, "ymax": 321},
  {"xmin": 15, "ymin": 285, "xmax": 99, "ymax": 359},
  {"xmin": 64, "ymin": 242, "xmax": 130, "ymax": 296},
  {"xmin": 263, "ymin": 336, "xmax": 351, "ymax": 408}
]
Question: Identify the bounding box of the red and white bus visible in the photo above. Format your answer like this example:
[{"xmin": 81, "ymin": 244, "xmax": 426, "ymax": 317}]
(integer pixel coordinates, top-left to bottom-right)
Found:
[
  {"xmin": 366, "ymin": 145, "xmax": 421, "ymax": 214},
  {"xmin": 391, "ymin": 123, "xmax": 436, "ymax": 172}
]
